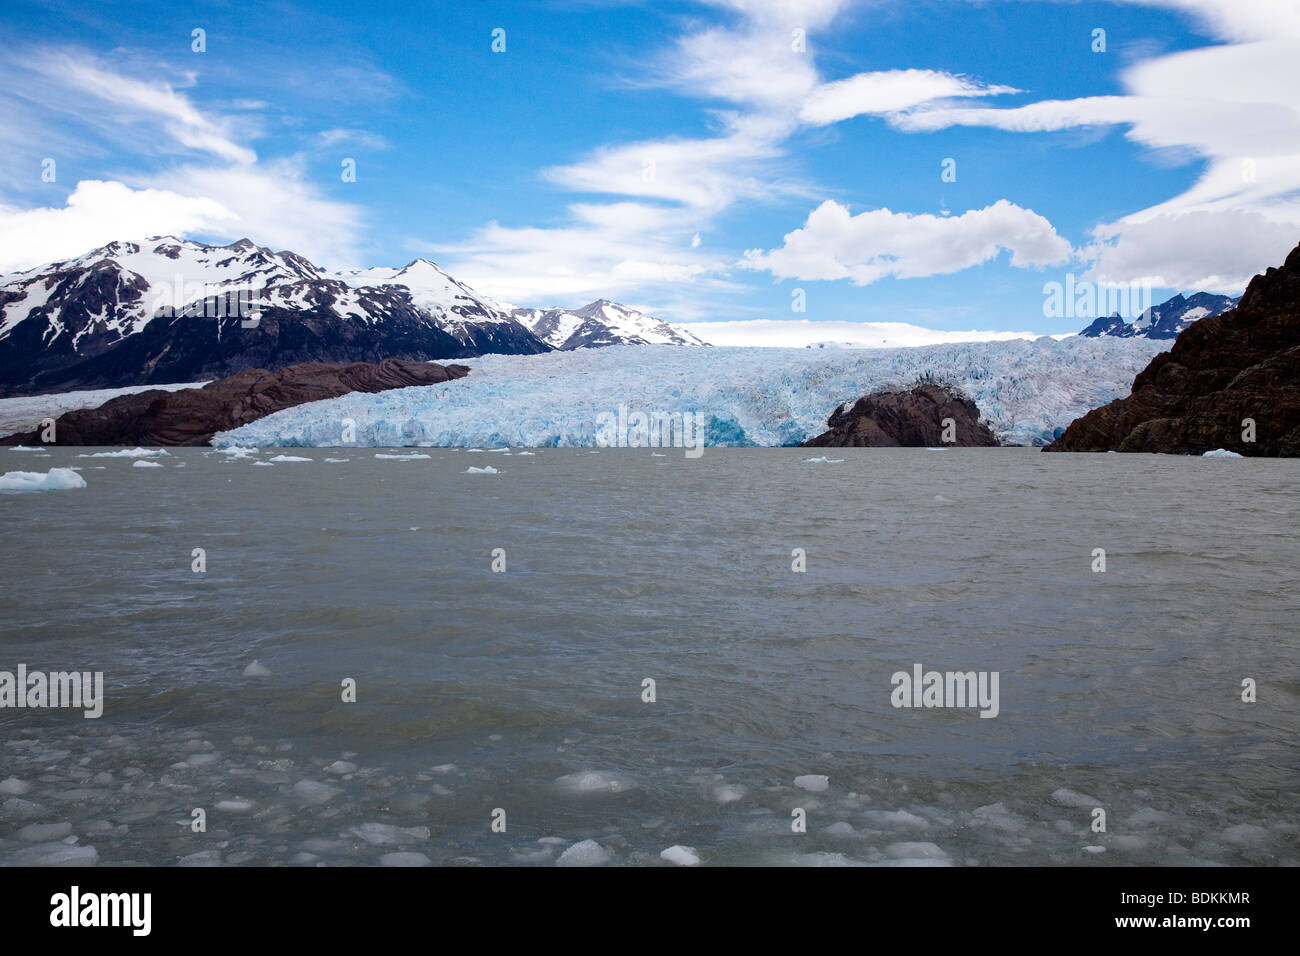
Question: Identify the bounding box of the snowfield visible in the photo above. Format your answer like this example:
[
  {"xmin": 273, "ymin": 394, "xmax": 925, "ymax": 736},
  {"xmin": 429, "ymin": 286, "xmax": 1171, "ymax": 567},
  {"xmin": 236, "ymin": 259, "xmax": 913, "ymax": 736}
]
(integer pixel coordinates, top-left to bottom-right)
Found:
[{"xmin": 216, "ymin": 338, "xmax": 1168, "ymax": 449}]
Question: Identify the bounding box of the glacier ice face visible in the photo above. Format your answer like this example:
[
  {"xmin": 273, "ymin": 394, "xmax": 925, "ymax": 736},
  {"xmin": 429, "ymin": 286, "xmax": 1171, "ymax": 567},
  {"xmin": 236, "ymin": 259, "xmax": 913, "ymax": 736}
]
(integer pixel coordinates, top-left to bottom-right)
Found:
[{"xmin": 216, "ymin": 338, "xmax": 1169, "ymax": 449}]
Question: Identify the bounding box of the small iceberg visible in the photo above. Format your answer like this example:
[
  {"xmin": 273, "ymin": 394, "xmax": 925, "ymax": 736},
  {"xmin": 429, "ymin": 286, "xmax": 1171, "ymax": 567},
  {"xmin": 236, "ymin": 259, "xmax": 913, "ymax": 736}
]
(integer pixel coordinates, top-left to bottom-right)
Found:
[
  {"xmin": 81, "ymin": 447, "xmax": 170, "ymax": 458},
  {"xmin": 132, "ymin": 460, "xmax": 163, "ymax": 468},
  {"xmin": 466, "ymin": 465, "xmax": 499, "ymax": 474},
  {"xmin": 375, "ymin": 453, "xmax": 430, "ymax": 460},
  {"xmin": 1202, "ymin": 448, "xmax": 1244, "ymax": 458},
  {"xmin": 802, "ymin": 457, "xmax": 844, "ymax": 464},
  {"xmin": 216, "ymin": 445, "xmax": 259, "ymax": 458},
  {"xmin": 268, "ymin": 455, "xmax": 312, "ymax": 462},
  {"xmin": 0, "ymin": 468, "xmax": 87, "ymax": 493},
  {"xmin": 7, "ymin": 446, "xmax": 44, "ymax": 452}
]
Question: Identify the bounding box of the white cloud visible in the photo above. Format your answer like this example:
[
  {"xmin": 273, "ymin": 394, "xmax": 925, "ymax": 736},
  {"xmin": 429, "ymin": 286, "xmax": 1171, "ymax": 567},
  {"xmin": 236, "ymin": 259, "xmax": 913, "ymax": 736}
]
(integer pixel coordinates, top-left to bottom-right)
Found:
[
  {"xmin": 0, "ymin": 180, "xmax": 236, "ymax": 274},
  {"xmin": 1084, "ymin": 210, "xmax": 1299, "ymax": 290},
  {"xmin": 890, "ymin": 3, "xmax": 1300, "ymax": 289},
  {"xmin": 743, "ymin": 199, "xmax": 1073, "ymax": 285},
  {"xmin": 801, "ymin": 69, "xmax": 1018, "ymax": 125}
]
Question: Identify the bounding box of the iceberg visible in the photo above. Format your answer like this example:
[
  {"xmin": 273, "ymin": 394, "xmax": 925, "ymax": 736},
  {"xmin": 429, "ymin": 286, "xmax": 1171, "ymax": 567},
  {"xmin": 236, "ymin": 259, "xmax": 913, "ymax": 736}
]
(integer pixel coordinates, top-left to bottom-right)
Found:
[
  {"xmin": 216, "ymin": 339, "xmax": 1168, "ymax": 449},
  {"xmin": 0, "ymin": 468, "xmax": 87, "ymax": 493}
]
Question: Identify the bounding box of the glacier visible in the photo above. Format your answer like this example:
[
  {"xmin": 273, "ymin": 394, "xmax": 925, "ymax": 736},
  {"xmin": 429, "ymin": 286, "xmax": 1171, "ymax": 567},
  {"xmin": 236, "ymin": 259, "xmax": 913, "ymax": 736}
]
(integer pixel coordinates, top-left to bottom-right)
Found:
[{"xmin": 215, "ymin": 338, "xmax": 1168, "ymax": 449}]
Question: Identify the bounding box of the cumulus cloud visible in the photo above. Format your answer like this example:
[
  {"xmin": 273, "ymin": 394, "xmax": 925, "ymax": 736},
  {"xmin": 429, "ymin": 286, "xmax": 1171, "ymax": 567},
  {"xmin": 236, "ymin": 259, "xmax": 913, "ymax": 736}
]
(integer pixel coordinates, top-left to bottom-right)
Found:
[
  {"xmin": 743, "ymin": 199, "xmax": 1073, "ymax": 285},
  {"xmin": 0, "ymin": 180, "xmax": 236, "ymax": 274}
]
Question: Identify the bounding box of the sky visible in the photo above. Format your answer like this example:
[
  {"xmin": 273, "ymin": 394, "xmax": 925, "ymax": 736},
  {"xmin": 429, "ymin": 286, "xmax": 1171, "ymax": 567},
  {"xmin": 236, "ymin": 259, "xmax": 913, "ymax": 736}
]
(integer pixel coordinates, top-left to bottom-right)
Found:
[{"xmin": 0, "ymin": 0, "xmax": 1297, "ymax": 343}]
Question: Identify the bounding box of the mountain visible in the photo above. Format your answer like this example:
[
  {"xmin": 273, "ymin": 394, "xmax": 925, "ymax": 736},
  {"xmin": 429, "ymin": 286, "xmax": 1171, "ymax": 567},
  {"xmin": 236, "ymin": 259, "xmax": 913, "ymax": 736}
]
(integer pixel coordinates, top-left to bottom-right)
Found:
[
  {"xmin": 0, "ymin": 239, "xmax": 696, "ymax": 397},
  {"xmin": 511, "ymin": 299, "xmax": 707, "ymax": 349},
  {"xmin": 1049, "ymin": 243, "xmax": 1300, "ymax": 455},
  {"xmin": 1077, "ymin": 291, "xmax": 1238, "ymax": 339}
]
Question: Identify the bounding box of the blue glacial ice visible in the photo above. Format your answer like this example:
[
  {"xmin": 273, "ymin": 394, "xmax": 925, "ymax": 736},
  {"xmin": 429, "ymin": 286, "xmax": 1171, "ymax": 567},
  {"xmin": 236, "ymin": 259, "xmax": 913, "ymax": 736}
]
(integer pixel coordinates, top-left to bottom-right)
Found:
[{"xmin": 215, "ymin": 339, "xmax": 1168, "ymax": 449}]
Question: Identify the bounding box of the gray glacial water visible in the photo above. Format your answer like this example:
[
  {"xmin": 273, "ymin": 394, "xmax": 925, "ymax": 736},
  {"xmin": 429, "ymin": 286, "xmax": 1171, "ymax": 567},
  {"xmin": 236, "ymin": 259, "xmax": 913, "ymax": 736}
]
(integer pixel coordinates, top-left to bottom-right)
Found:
[{"xmin": 0, "ymin": 445, "xmax": 1297, "ymax": 866}]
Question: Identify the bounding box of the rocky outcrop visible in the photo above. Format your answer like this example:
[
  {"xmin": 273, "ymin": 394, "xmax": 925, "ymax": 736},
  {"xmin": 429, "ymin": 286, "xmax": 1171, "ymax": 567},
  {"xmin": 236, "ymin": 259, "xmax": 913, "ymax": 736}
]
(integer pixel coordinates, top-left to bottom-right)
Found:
[
  {"xmin": 802, "ymin": 382, "xmax": 1000, "ymax": 447},
  {"xmin": 1047, "ymin": 242, "xmax": 1300, "ymax": 455},
  {"xmin": 0, "ymin": 358, "xmax": 467, "ymax": 446}
]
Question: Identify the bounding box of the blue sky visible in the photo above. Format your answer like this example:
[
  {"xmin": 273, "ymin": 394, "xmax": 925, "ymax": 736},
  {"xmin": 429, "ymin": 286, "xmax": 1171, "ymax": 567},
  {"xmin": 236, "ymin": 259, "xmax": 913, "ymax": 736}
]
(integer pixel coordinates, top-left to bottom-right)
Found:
[{"xmin": 1, "ymin": 0, "xmax": 1297, "ymax": 341}]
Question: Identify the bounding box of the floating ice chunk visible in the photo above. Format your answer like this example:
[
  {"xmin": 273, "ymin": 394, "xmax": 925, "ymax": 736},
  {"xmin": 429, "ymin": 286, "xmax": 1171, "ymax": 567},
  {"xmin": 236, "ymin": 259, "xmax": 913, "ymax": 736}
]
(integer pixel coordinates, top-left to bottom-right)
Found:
[
  {"xmin": 660, "ymin": 845, "xmax": 700, "ymax": 866},
  {"xmin": 431, "ymin": 763, "xmax": 458, "ymax": 774},
  {"xmin": 82, "ymin": 447, "xmax": 170, "ymax": 458},
  {"xmin": 7, "ymin": 842, "xmax": 98, "ymax": 866},
  {"xmin": 268, "ymin": 454, "xmax": 312, "ymax": 462},
  {"xmin": 511, "ymin": 846, "xmax": 553, "ymax": 863},
  {"xmin": 1050, "ymin": 787, "xmax": 1101, "ymax": 808},
  {"xmin": 0, "ymin": 777, "xmax": 31, "ymax": 795},
  {"xmin": 292, "ymin": 780, "xmax": 340, "ymax": 805},
  {"xmin": 885, "ymin": 841, "xmax": 951, "ymax": 863},
  {"xmin": 794, "ymin": 774, "xmax": 829, "ymax": 792},
  {"xmin": 933, "ymin": 494, "xmax": 951, "ymax": 502},
  {"xmin": 252, "ymin": 460, "xmax": 274, "ymax": 466},
  {"xmin": 8, "ymin": 446, "xmax": 44, "ymax": 451},
  {"xmin": 1222, "ymin": 823, "xmax": 1270, "ymax": 847},
  {"xmin": 0, "ymin": 468, "xmax": 86, "ymax": 493},
  {"xmin": 651, "ymin": 453, "xmax": 666, "ymax": 457},
  {"xmin": 349, "ymin": 823, "xmax": 431, "ymax": 845},
  {"xmin": 711, "ymin": 784, "xmax": 746, "ymax": 804},
  {"xmin": 16, "ymin": 822, "xmax": 72, "ymax": 842},
  {"xmin": 375, "ymin": 453, "xmax": 430, "ymax": 460},
  {"xmin": 323, "ymin": 458, "xmax": 350, "ymax": 463},
  {"xmin": 801, "ymin": 457, "xmax": 844, "ymax": 464},
  {"xmin": 217, "ymin": 446, "xmax": 259, "ymax": 458},
  {"xmin": 1202, "ymin": 448, "xmax": 1244, "ymax": 458},
  {"xmin": 466, "ymin": 465, "xmax": 499, "ymax": 474},
  {"xmin": 325, "ymin": 760, "xmax": 358, "ymax": 775},
  {"xmin": 516, "ymin": 451, "xmax": 536, "ymax": 456},
  {"xmin": 178, "ymin": 850, "xmax": 223, "ymax": 866},
  {"xmin": 863, "ymin": 809, "xmax": 929, "ymax": 830},
  {"xmin": 381, "ymin": 852, "xmax": 431, "ymax": 866},
  {"xmin": 215, "ymin": 799, "xmax": 253, "ymax": 812},
  {"xmin": 242, "ymin": 660, "xmax": 272, "ymax": 677},
  {"xmin": 556, "ymin": 771, "xmax": 631, "ymax": 794},
  {"xmin": 1083, "ymin": 845, "xmax": 1106, "ymax": 854},
  {"xmin": 557, "ymin": 839, "xmax": 611, "ymax": 867},
  {"xmin": 131, "ymin": 459, "xmax": 163, "ymax": 468},
  {"xmin": 925, "ymin": 447, "xmax": 948, "ymax": 451}
]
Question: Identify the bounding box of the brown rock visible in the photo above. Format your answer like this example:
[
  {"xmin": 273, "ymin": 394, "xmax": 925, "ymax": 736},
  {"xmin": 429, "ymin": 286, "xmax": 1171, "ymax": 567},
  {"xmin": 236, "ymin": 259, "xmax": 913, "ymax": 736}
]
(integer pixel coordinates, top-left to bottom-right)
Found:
[
  {"xmin": 1046, "ymin": 242, "xmax": 1300, "ymax": 455},
  {"xmin": 801, "ymin": 382, "xmax": 1000, "ymax": 447},
  {"xmin": 0, "ymin": 358, "xmax": 469, "ymax": 446}
]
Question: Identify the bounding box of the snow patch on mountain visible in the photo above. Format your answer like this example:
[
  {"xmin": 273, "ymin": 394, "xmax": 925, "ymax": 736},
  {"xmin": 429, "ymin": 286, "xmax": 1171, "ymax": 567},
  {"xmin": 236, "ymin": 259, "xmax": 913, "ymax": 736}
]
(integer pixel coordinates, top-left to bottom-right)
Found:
[
  {"xmin": 217, "ymin": 337, "xmax": 1168, "ymax": 449},
  {"xmin": 514, "ymin": 299, "xmax": 706, "ymax": 349}
]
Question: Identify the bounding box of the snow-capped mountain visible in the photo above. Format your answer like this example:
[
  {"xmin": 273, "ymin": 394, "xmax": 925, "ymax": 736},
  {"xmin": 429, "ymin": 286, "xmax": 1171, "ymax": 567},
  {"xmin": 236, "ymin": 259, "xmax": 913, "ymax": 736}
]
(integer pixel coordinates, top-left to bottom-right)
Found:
[
  {"xmin": 0, "ymin": 237, "xmax": 611, "ymax": 395},
  {"xmin": 1078, "ymin": 292, "xmax": 1238, "ymax": 339},
  {"xmin": 512, "ymin": 299, "xmax": 708, "ymax": 349}
]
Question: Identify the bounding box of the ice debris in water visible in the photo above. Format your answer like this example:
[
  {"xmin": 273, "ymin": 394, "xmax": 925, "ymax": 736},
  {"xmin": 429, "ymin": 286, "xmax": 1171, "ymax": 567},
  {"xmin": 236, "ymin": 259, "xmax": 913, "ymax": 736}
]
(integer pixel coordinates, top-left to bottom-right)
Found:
[
  {"xmin": 292, "ymin": 780, "xmax": 340, "ymax": 805},
  {"xmin": 555, "ymin": 770, "xmax": 631, "ymax": 794},
  {"xmin": 217, "ymin": 445, "xmax": 259, "ymax": 458},
  {"xmin": 242, "ymin": 660, "xmax": 273, "ymax": 677},
  {"xmin": 802, "ymin": 457, "xmax": 844, "ymax": 464},
  {"xmin": 794, "ymin": 774, "xmax": 830, "ymax": 792},
  {"xmin": 218, "ymin": 339, "xmax": 1169, "ymax": 449},
  {"xmin": 381, "ymin": 852, "xmax": 431, "ymax": 866},
  {"xmin": 81, "ymin": 447, "xmax": 170, "ymax": 458},
  {"xmin": 131, "ymin": 459, "xmax": 163, "ymax": 468},
  {"xmin": 8, "ymin": 445, "xmax": 44, "ymax": 451},
  {"xmin": 348, "ymin": 823, "xmax": 430, "ymax": 846},
  {"xmin": 1050, "ymin": 787, "xmax": 1101, "ymax": 808},
  {"xmin": 466, "ymin": 465, "xmax": 499, "ymax": 474},
  {"xmin": 0, "ymin": 468, "xmax": 86, "ymax": 493},
  {"xmin": 375, "ymin": 453, "xmax": 430, "ymax": 460},
  {"xmin": 556, "ymin": 840, "xmax": 611, "ymax": 867},
  {"xmin": 1202, "ymin": 448, "xmax": 1244, "ymax": 458},
  {"xmin": 268, "ymin": 454, "xmax": 312, "ymax": 462},
  {"xmin": 660, "ymin": 845, "xmax": 701, "ymax": 866}
]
